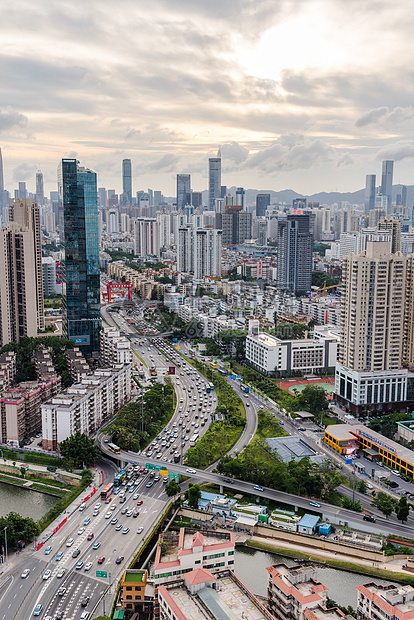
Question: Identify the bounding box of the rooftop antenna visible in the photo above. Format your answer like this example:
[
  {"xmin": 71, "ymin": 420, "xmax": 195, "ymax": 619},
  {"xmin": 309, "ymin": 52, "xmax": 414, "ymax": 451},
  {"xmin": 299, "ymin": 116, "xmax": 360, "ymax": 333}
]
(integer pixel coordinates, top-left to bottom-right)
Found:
[{"xmin": 217, "ymin": 146, "xmax": 221, "ymax": 158}]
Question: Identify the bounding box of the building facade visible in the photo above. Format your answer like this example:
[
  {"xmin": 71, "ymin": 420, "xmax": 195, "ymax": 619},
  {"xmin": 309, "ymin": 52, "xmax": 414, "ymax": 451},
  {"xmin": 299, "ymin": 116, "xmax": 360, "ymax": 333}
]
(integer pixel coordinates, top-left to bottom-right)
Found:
[
  {"xmin": 122, "ymin": 158, "xmax": 132, "ymax": 204},
  {"xmin": 277, "ymin": 213, "xmax": 314, "ymax": 292},
  {"xmin": 208, "ymin": 154, "xmax": 221, "ymax": 210},
  {"xmin": 176, "ymin": 174, "xmax": 191, "ymax": 211}
]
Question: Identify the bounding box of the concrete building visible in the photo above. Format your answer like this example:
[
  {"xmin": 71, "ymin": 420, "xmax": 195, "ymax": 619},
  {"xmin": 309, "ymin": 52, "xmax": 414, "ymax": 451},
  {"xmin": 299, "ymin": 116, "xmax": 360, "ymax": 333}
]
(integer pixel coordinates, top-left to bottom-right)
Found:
[
  {"xmin": 209, "ymin": 152, "xmax": 221, "ymax": 210},
  {"xmin": 336, "ymin": 241, "xmax": 414, "ymax": 415},
  {"xmin": 377, "ymin": 215, "xmax": 401, "ymax": 253},
  {"xmin": 256, "ymin": 193, "xmax": 270, "ymax": 217},
  {"xmin": 42, "ymin": 256, "xmax": 60, "ymax": 296},
  {"xmin": 177, "ymin": 227, "xmax": 222, "ymax": 279},
  {"xmin": 277, "ymin": 213, "xmax": 314, "ymax": 293},
  {"xmin": 0, "ymin": 351, "xmax": 16, "ymax": 392},
  {"xmin": 65, "ymin": 348, "xmax": 90, "ymax": 383},
  {"xmin": 154, "ymin": 528, "xmax": 235, "ymax": 586},
  {"xmin": 357, "ymin": 582, "xmax": 414, "ymax": 620},
  {"xmin": 266, "ymin": 564, "xmax": 328, "ymax": 620},
  {"xmin": 120, "ymin": 569, "xmax": 153, "ymax": 615},
  {"xmin": 100, "ymin": 326, "xmax": 132, "ymax": 366},
  {"xmin": 364, "ymin": 174, "xmax": 376, "ymax": 215},
  {"xmin": 133, "ymin": 217, "xmax": 160, "ymax": 257},
  {"xmin": 41, "ymin": 363, "xmax": 132, "ymax": 450}
]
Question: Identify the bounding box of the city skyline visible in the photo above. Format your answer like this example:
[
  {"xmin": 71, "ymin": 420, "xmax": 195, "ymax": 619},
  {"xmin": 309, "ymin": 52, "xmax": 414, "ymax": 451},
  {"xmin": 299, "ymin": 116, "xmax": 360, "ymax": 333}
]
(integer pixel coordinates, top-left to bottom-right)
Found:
[{"xmin": 1, "ymin": 2, "xmax": 414, "ymax": 195}]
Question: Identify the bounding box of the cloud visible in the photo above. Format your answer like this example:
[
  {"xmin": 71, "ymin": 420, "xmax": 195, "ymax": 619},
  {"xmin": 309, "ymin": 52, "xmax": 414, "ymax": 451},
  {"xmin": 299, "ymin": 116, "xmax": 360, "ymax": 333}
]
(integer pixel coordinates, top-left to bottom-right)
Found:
[
  {"xmin": 0, "ymin": 108, "xmax": 27, "ymax": 133},
  {"xmin": 356, "ymin": 106, "xmax": 414, "ymax": 127},
  {"xmin": 376, "ymin": 140, "xmax": 414, "ymax": 161},
  {"xmin": 243, "ymin": 135, "xmax": 336, "ymax": 173},
  {"xmin": 13, "ymin": 162, "xmax": 36, "ymax": 182},
  {"xmin": 145, "ymin": 153, "xmax": 179, "ymax": 172}
]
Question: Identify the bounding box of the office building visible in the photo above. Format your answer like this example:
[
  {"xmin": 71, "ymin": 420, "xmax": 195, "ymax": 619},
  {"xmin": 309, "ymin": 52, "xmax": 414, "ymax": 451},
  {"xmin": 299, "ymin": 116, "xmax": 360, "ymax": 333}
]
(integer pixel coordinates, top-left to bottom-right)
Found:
[
  {"xmin": 58, "ymin": 159, "xmax": 101, "ymax": 358},
  {"xmin": 35, "ymin": 170, "xmax": 44, "ymax": 206},
  {"xmin": 18, "ymin": 182, "xmax": 27, "ymax": 200},
  {"xmin": 190, "ymin": 190, "xmax": 202, "ymax": 208},
  {"xmin": 235, "ymin": 186, "xmax": 245, "ymax": 208},
  {"xmin": 314, "ymin": 208, "xmax": 331, "ymax": 242},
  {"xmin": 256, "ymin": 193, "xmax": 270, "ymax": 217},
  {"xmin": 154, "ymin": 190, "xmax": 163, "ymax": 206},
  {"xmin": 381, "ymin": 160, "xmax": 394, "ymax": 214},
  {"xmin": 133, "ymin": 217, "xmax": 159, "ymax": 257},
  {"xmin": 122, "ymin": 158, "xmax": 132, "ymax": 204},
  {"xmin": 335, "ymin": 241, "xmax": 414, "ymax": 414},
  {"xmin": 98, "ymin": 187, "xmax": 107, "ymax": 208},
  {"xmin": 209, "ymin": 150, "xmax": 221, "ymax": 209},
  {"xmin": 220, "ymin": 209, "xmax": 252, "ymax": 245},
  {"xmin": 364, "ymin": 174, "xmax": 376, "ymax": 214},
  {"xmin": 9, "ymin": 198, "xmax": 45, "ymax": 331},
  {"xmin": 176, "ymin": 174, "xmax": 191, "ymax": 211},
  {"xmin": 277, "ymin": 212, "xmax": 314, "ymax": 292}
]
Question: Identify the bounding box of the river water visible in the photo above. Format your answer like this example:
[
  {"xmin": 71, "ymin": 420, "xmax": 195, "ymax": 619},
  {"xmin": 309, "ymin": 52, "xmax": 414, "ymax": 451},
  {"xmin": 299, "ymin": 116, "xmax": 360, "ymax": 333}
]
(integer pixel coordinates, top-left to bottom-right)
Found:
[
  {"xmin": 235, "ymin": 546, "xmax": 398, "ymax": 609},
  {"xmin": 0, "ymin": 482, "xmax": 59, "ymax": 521}
]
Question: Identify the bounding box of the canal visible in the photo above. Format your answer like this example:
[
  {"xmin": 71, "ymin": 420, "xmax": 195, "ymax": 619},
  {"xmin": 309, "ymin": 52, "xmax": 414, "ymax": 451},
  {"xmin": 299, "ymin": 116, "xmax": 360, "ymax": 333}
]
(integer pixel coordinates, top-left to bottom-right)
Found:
[
  {"xmin": 235, "ymin": 546, "xmax": 398, "ymax": 608},
  {"xmin": 0, "ymin": 482, "xmax": 59, "ymax": 521}
]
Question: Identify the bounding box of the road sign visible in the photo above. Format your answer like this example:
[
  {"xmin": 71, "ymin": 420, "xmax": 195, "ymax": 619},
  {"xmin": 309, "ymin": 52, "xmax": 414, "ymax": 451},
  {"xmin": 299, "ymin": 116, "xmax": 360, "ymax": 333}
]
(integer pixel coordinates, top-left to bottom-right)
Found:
[
  {"xmin": 236, "ymin": 375, "xmax": 241, "ymax": 379},
  {"xmin": 96, "ymin": 570, "xmax": 107, "ymax": 578},
  {"xmin": 229, "ymin": 375, "xmax": 235, "ymax": 379},
  {"xmin": 146, "ymin": 463, "xmax": 156, "ymax": 470},
  {"xmin": 170, "ymin": 473, "xmax": 179, "ymax": 479},
  {"xmin": 160, "ymin": 469, "xmax": 168, "ymax": 476},
  {"xmin": 345, "ymin": 459, "xmax": 353, "ymax": 464},
  {"xmin": 155, "ymin": 465, "xmax": 162, "ymax": 471}
]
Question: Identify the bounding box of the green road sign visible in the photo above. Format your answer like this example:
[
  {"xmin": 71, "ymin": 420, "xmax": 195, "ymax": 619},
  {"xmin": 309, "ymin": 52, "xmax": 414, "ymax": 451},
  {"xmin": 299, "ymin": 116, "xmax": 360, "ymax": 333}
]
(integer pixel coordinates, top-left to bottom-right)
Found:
[
  {"xmin": 96, "ymin": 570, "xmax": 107, "ymax": 578},
  {"xmin": 146, "ymin": 463, "xmax": 156, "ymax": 470},
  {"xmin": 170, "ymin": 473, "xmax": 179, "ymax": 479},
  {"xmin": 155, "ymin": 465, "xmax": 162, "ymax": 471}
]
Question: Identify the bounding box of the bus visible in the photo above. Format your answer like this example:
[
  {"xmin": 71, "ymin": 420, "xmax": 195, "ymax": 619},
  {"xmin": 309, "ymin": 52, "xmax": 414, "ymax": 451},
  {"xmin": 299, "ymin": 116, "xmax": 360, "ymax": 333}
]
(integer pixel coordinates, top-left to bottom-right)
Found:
[
  {"xmin": 108, "ymin": 443, "xmax": 121, "ymax": 454},
  {"xmin": 210, "ymin": 362, "xmax": 218, "ymax": 369},
  {"xmin": 189, "ymin": 433, "xmax": 199, "ymax": 447},
  {"xmin": 114, "ymin": 469, "xmax": 127, "ymax": 486},
  {"xmin": 218, "ymin": 368, "xmax": 227, "ymax": 376},
  {"xmin": 240, "ymin": 383, "xmax": 250, "ymax": 393},
  {"xmin": 206, "ymin": 383, "xmax": 215, "ymax": 393},
  {"xmin": 100, "ymin": 482, "xmax": 114, "ymax": 500}
]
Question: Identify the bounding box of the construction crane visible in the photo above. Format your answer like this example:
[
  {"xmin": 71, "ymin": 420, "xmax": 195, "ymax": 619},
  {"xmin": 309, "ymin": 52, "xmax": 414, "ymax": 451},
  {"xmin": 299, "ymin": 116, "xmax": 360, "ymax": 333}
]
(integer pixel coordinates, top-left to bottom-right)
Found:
[{"xmin": 311, "ymin": 280, "xmax": 342, "ymax": 297}]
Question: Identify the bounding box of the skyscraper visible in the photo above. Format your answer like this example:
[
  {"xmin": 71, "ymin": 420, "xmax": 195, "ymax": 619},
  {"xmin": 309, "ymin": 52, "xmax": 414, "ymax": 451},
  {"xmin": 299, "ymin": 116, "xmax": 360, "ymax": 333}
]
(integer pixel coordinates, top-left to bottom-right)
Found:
[
  {"xmin": 177, "ymin": 174, "xmax": 191, "ymax": 211},
  {"xmin": 256, "ymin": 193, "xmax": 270, "ymax": 217},
  {"xmin": 277, "ymin": 213, "xmax": 314, "ymax": 292},
  {"xmin": 235, "ymin": 187, "xmax": 245, "ymax": 208},
  {"xmin": 58, "ymin": 159, "xmax": 101, "ymax": 358},
  {"xmin": 209, "ymin": 149, "xmax": 221, "ymax": 210},
  {"xmin": 381, "ymin": 160, "xmax": 394, "ymax": 214},
  {"xmin": 18, "ymin": 182, "xmax": 27, "ymax": 200},
  {"xmin": 35, "ymin": 170, "xmax": 44, "ymax": 206},
  {"xmin": 364, "ymin": 174, "xmax": 376, "ymax": 214},
  {"xmin": 122, "ymin": 159, "xmax": 132, "ymax": 204}
]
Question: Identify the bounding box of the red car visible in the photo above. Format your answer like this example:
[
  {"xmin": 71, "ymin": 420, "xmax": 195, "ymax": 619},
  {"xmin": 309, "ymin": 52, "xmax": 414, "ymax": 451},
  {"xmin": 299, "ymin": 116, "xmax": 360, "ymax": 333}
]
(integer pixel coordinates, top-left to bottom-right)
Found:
[
  {"xmin": 87, "ymin": 533, "xmax": 94, "ymax": 541},
  {"xmin": 136, "ymin": 500, "xmax": 143, "ymax": 506},
  {"xmin": 97, "ymin": 556, "xmax": 105, "ymax": 564}
]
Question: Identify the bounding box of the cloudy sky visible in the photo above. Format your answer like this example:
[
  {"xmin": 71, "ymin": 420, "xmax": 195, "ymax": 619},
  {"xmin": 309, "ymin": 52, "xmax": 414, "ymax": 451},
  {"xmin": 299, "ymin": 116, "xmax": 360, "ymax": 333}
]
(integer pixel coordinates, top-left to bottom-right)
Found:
[{"xmin": 1, "ymin": 0, "xmax": 414, "ymax": 198}]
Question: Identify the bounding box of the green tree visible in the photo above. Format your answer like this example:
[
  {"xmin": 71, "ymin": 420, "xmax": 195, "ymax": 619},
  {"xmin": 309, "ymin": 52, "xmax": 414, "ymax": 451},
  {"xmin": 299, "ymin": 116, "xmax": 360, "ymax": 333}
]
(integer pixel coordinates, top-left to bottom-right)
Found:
[
  {"xmin": 357, "ymin": 480, "xmax": 367, "ymax": 494},
  {"xmin": 185, "ymin": 483, "xmax": 201, "ymax": 509},
  {"xmin": 396, "ymin": 496, "xmax": 410, "ymax": 523},
  {"xmin": 342, "ymin": 497, "xmax": 362, "ymax": 512},
  {"xmin": 0, "ymin": 512, "xmax": 39, "ymax": 549},
  {"xmin": 59, "ymin": 432, "xmax": 99, "ymax": 469},
  {"xmin": 165, "ymin": 480, "xmax": 181, "ymax": 497},
  {"xmin": 372, "ymin": 491, "xmax": 395, "ymax": 519},
  {"xmin": 298, "ymin": 386, "xmax": 328, "ymax": 415}
]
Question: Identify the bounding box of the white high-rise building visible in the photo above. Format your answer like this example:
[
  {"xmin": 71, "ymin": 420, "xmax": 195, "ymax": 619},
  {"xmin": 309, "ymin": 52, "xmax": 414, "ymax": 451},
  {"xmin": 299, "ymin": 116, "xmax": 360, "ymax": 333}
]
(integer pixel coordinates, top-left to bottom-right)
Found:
[
  {"xmin": 134, "ymin": 218, "xmax": 159, "ymax": 257},
  {"xmin": 177, "ymin": 226, "xmax": 221, "ymax": 279},
  {"xmin": 172, "ymin": 211, "xmax": 186, "ymax": 245},
  {"xmin": 107, "ymin": 208, "xmax": 119, "ymax": 234},
  {"xmin": 157, "ymin": 210, "xmax": 171, "ymax": 248}
]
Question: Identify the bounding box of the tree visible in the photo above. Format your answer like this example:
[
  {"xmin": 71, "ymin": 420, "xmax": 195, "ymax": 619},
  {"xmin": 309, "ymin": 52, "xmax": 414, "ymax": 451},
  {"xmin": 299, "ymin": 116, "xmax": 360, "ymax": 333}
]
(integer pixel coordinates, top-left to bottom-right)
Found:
[
  {"xmin": 357, "ymin": 480, "xmax": 367, "ymax": 494},
  {"xmin": 298, "ymin": 386, "xmax": 328, "ymax": 415},
  {"xmin": 165, "ymin": 480, "xmax": 181, "ymax": 498},
  {"xmin": 342, "ymin": 497, "xmax": 362, "ymax": 512},
  {"xmin": 396, "ymin": 496, "xmax": 410, "ymax": 523},
  {"xmin": 185, "ymin": 483, "xmax": 201, "ymax": 509},
  {"xmin": 0, "ymin": 512, "xmax": 39, "ymax": 549},
  {"xmin": 59, "ymin": 432, "xmax": 99, "ymax": 469},
  {"xmin": 372, "ymin": 491, "xmax": 395, "ymax": 519}
]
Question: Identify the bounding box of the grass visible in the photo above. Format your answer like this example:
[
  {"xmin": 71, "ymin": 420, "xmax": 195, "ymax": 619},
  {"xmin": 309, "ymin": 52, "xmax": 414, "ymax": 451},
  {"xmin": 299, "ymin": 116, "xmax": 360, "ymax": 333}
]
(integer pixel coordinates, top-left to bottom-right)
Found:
[
  {"xmin": 184, "ymin": 423, "xmax": 243, "ymax": 469},
  {"xmin": 132, "ymin": 348, "xmax": 147, "ymax": 367}
]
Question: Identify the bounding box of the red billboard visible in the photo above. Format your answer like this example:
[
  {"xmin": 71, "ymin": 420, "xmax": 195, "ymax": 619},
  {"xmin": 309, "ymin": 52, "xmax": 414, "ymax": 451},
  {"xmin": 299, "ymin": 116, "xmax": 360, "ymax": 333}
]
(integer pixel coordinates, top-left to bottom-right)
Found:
[{"xmin": 169, "ymin": 367, "xmax": 175, "ymax": 375}]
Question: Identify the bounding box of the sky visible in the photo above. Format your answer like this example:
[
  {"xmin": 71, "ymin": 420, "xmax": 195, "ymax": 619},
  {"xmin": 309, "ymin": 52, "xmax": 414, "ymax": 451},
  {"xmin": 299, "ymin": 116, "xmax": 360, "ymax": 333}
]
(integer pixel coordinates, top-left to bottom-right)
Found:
[{"xmin": 1, "ymin": 0, "xmax": 414, "ymax": 198}]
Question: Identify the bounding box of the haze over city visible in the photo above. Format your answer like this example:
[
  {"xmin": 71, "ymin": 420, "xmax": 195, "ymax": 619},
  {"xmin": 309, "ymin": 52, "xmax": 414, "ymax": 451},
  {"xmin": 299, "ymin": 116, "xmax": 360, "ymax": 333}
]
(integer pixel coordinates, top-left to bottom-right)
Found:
[{"xmin": 2, "ymin": 0, "xmax": 414, "ymax": 195}]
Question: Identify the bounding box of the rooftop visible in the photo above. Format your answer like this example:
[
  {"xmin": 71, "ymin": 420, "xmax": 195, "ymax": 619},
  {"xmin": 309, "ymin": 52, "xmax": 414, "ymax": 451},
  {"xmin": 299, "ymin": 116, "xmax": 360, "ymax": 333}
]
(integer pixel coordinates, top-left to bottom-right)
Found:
[
  {"xmin": 122, "ymin": 570, "xmax": 145, "ymax": 583},
  {"xmin": 358, "ymin": 582, "xmax": 414, "ymax": 615},
  {"xmin": 157, "ymin": 529, "xmax": 233, "ymax": 566}
]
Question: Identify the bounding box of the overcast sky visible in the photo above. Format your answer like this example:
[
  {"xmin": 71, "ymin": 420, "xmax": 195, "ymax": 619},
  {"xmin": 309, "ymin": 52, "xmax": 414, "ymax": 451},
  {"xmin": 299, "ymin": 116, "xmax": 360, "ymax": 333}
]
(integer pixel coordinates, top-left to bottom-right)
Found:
[{"xmin": 2, "ymin": 0, "xmax": 414, "ymax": 198}]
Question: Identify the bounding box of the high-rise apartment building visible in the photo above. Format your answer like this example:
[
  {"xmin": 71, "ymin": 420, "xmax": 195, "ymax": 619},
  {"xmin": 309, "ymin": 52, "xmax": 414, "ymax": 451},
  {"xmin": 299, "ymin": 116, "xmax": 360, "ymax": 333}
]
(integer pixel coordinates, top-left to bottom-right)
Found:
[
  {"xmin": 256, "ymin": 193, "xmax": 270, "ymax": 217},
  {"xmin": 177, "ymin": 226, "xmax": 222, "ymax": 279},
  {"xmin": 58, "ymin": 159, "xmax": 101, "ymax": 359},
  {"xmin": 107, "ymin": 208, "xmax": 119, "ymax": 234},
  {"xmin": 35, "ymin": 170, "xmax": 44, "ymax": 206},
  {"xmin": 377, "ymin": 215, "xmax": 401, "ymax": 253},
  {"xmin": 157, "ymin": 210, "xmax": 170, "ymax": 248},
  {"xmin": 122, "ymin": 159, "xmax": 132, "ymax": 204},
  {"xmin": 209, "ymin": 150, "xmax": 221, "ymax": 209},
  {"xmin": 133, "ymin": 218, "xmax": 159, "ymax": 257},
  {"xmin": 9, "ymin": 198, "xmax": 44, "ymax": 331},
  {"xmin": 277, "ymin": 213, "xmax": 314, "ymax": 292},
  {"xmin": 381, "ymin": 160, "xmax": 394, "ymax": 214},
  {"xmin": 336, "ymin": 241, "xmax": 414, "ymax": 414},
  {"xmin": 176, "ymin": 174, "xmax": 191, "ymax": 211},
  {"xmin": 364, "ymin": 174, "xmax": 376, "ymax": 214}
]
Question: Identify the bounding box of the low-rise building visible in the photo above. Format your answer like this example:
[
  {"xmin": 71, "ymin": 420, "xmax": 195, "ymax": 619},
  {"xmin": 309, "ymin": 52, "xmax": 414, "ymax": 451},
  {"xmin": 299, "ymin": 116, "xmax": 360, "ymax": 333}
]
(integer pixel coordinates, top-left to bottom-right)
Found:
[
  {"xmin": 65, "ymin": 348, "xmax": 90, "ymax": 382},
  {"xmin": 266, "ymin": 564, "xmax": 328, "ymax": 620},
  {"xmin": 154, "ymin": 528, "xmax": 235, "ymax": 586},
  {"xmin": 41, "ymin": 363, "xmax": 132, "ymax": 450},
  {"xmin": 357, "ymin": 582, "xmax": 414, "ymax": 620},
  {"xmin": 120, "ymin": 569, "xmax": 153, "ymax": 615},
  {"xmin": 0, "ymin": 351, "xmax": 16, "ymax": 391},
  {"xmin": 100, "ymin": 327, "xmax": 132, "ymax": 366}
]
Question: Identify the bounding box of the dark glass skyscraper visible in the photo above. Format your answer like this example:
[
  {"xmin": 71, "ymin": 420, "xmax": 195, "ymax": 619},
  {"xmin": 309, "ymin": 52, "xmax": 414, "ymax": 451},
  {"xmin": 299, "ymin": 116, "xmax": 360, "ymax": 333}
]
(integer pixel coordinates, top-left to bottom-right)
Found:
[
  {"xmin": 277, "ymin": 212, "xmax": 314, "ymax": 293},
  {"xmin": 177, "ymin": 173, "xmax": 191, "ymax": 210},
  {"xmin": 58, "ymin": 159, "xmax": 101, "ymax": 358},
  {"xmin": 364, "ymin": 174, "xmax": 376, "ymax": 214},
  {"xmin": 256, "ymin": 193, "xmax": 270, "ymax": 216},
  {"xmin": 209, "ymin": 151, "xmax": 221, "ymax": 209}
]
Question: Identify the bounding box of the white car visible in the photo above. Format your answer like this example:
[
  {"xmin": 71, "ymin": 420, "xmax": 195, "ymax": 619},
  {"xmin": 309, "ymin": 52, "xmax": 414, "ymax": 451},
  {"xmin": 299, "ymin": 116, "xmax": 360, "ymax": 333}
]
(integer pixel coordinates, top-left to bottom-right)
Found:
[
  {"xmin": 186, "ymin": 468, "xmax": 197, "ymax": 474},
  {"xmin": 43, "ymin": 569, "xmax": 51, "ymax": 580},
  {"xmin": 105, "ymin": 512, "xmax": 111, "ymax": 519},
  {"xmin": 84, "ymin": 562, "xmax": 93, "ymax": 571},
  {"xmin": 66, "ymin": 538, "xmax": 74, "ymax": 547},
  {"xmin": 77, "ymin": 527, "xmax": 85, "ymax": 535}
]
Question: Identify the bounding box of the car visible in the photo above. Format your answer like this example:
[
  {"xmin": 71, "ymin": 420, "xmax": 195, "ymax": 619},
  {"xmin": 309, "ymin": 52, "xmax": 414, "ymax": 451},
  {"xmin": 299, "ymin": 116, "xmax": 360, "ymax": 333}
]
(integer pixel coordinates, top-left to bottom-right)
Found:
[
  {"xmin": 126, "ymin": 510, "xmax": 133, "ymax": 517},
  {"xmin": 43, "ymin": 569, "xmax": 51, "ymax": 580},
  {"xmin": 137, "ymin": 527, "xmax": 144, "ymax": 534},
  {"xmin": 388, "ymin": 481, "xmax": 399, "ymax": 488},
  {"xmin": 122, "ymin": 527, "xmax": 130, "ymax": 534},
  {"xmin": 33, "ymin": 604, "xmax": 43, "ymax": 616},
  {"xmin": 146, "ymin": 481, "xmax": 153, "ymax": 488},
  {"xmin": 310, "ymin": 501, "xmax": 321, "ymax": 508},
  {"xmin": 392, "ymin": 470, "xmax": 401, "ymax": 476},
  {"xmin": 83, "ymin": 517, "xmax": 90, "ymax": 526},
  {"xmin": 21, "ymin": 569, "xmax": 30, "ymax": 579},
  {"xmin": 222, "ymin": 478, "xmax": 234, "ymax": 484},
  {"xmin": 81, "ymin": 596, "xmax": 90, "ymax": 607},
  {"xmin": 137, "ymin": 500, "xmax": 143, "ymax": 506},
  {"xmin": 105, "ymin": 512, "xmax": 111, "ymax": 519},
  {"xmin": 84, "ymin": 561, "xmax": 93, "ymax": 571},
  {"xmin": 79, "ymin": 505, "xmax": 85, "ymax": 512},
  {"xmin": 44, "ymin": 545, "xmax": 52, "ymax": 555},
  {"xmin": 92, "ymin": 541, "xmax": 101, "ymax": 550},
  {"xmin": 66, "ymin": 537, "xmax": 74, "ymax": 547},
  {"xmin": 111, "ymin": 517, "xmax": 118, "ymax": 524},
  {"xmin": 56, "ymin": 551, "xmax": 64, "ymax": 561},
  {"xmin": 78, "ymin": 527, "xmax": 85, "ymax": 535},
  {"xmin": 55, "ymin": 612, "xmax": 64, "ymax": 620},
  {"xmin": 110, "ymin": 503, "xmax": 116, "ymax": 510},
  {"xmin": 254, "ymin": 485, "xmax": 264, "ymax": 492},
  {"xmin": 116, "ymin": 523, "xmax": 123, "ymax": 531},
  {"xmin": 87, "ymin": 533, "xmax": 94, "ymax": 541},
  {"xmin": 115, "ymin": 556, "xmax": 124, "ymax": 564},
  {"xmin": 76, "ymin": 561, "xmax": 84, "ymax": 570},
  {"xmin": 72, "ymin": 549, "xmax": 80, "ymax": 558},
  {"xmin": 121, "ymin": 507, "xmax": 128, "ymax": 515},
  {"xmin": 58, "ymin": 587, "xmax": 66, "ymax": 596},
  {"xmin": 186, "ymin": 468, "xmax": 196, "ymax": 474},
  {"xmin": 97, "ymin": 556, "xmax": 105, "ymax": 564},
  {"xmin": 363, "ymin": 514, "xmax": 376, "ymax": 522},
  {"xmin": 92, "ymin": 510, "xmax": 99, "ymax": 517},
  {"xmin": 56, "ymin": 568, "xmax": 66, "ymax": 579},
  {"xmin": 95, "ymin": 503, "xmax": 101, "ymax": 509},
  {"xmin": 133, "ymin": 493, "xmax": 139, "ymax": 500}
]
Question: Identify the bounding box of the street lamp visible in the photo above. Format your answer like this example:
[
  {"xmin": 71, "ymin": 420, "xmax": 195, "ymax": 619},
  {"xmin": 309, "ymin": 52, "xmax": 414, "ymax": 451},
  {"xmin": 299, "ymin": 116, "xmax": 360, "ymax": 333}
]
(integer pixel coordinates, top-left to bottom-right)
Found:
[{"xmin": 4, "ymin": 527, "xmax": 7, "ymax": 566}]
